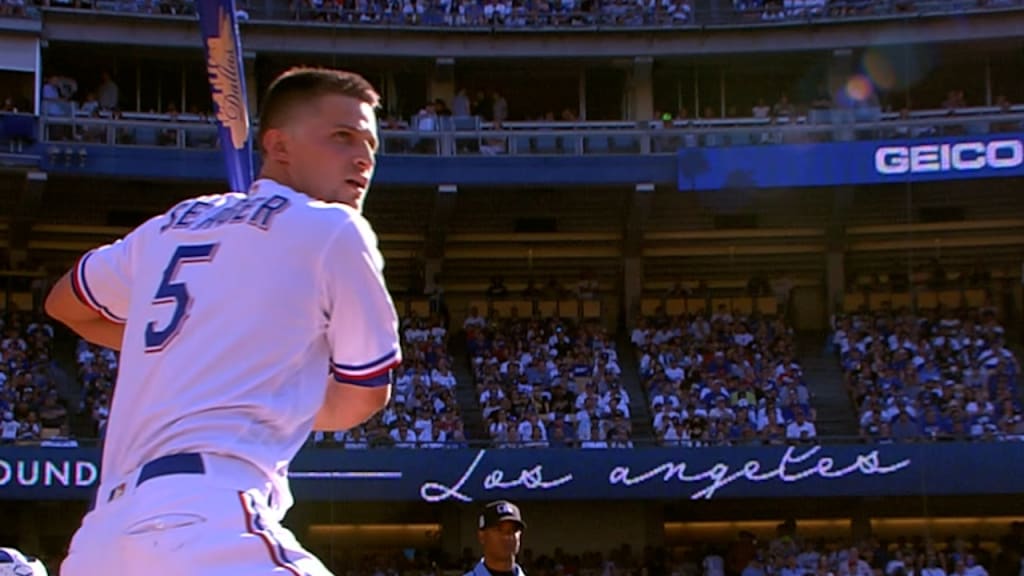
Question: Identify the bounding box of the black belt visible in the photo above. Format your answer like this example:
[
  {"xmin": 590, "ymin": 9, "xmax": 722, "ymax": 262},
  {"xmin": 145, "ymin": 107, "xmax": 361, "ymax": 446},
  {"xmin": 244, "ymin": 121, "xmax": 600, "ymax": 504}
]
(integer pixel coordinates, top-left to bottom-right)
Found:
[{"xmin": 106, "ymin": 453, "xmax": 206, "ymax": 503}]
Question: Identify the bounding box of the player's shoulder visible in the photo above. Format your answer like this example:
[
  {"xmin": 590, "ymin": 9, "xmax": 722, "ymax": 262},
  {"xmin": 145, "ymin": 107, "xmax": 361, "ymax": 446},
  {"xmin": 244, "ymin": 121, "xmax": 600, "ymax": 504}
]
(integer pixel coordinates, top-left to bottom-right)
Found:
[
  {"xmin": 301, "ymin": 198, "xmax": 379, "ymax": 248},
  {"xmin": 254, "ymin": 179, "xmax": 374, "ymax": 235}
]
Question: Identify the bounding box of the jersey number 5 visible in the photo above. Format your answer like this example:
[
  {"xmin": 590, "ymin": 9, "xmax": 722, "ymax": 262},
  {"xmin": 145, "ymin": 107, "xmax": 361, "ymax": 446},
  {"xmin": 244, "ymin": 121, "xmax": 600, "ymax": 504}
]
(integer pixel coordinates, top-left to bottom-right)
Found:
[{"xmin": 144, "ymin": 243, "xmax": 219, "ymax": 353}]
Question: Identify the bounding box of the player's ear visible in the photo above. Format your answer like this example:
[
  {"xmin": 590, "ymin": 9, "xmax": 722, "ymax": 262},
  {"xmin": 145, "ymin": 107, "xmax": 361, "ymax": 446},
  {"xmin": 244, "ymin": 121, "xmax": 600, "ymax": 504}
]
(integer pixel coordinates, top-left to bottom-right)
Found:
[{"xmin": 262, "ymin": 128, "xmax": 290, "ymax": 163}]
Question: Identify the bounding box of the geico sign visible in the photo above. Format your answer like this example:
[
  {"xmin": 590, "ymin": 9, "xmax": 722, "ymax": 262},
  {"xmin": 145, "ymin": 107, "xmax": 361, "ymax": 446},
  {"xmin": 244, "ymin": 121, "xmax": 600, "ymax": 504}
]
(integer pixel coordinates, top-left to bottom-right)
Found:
[{"xmin": 875, "ymin": 140, "xmax": 1024, "ymax": 175}]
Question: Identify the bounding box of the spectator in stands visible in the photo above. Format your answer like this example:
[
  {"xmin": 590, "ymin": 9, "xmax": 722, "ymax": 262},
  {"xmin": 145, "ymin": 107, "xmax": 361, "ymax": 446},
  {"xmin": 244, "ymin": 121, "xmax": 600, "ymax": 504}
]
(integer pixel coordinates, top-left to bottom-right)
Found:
[
  {"xmin": 18, "ymin": 410, "xmax": 40, "ymax": 441},
  {"xmin": 752, "ymin": 98, "xmax": 771, "ymax": 119},
  {"xmin": 486, "ymin": 276, "xmax": 509, "ymax": 298},
  {"xmin": 774, "ymin": 94, "xmax": 794, "ymax": 118},
  {"xmin": 453, "ymin": 88, "xmax": 471, "ymax": 117},
  {"xmin": 1, "ymin": 411, "xmax": 18, "ymax": 444},
  {"xmin": 97, "ymin": 71, "xmax": 119, "ymax": 111}
]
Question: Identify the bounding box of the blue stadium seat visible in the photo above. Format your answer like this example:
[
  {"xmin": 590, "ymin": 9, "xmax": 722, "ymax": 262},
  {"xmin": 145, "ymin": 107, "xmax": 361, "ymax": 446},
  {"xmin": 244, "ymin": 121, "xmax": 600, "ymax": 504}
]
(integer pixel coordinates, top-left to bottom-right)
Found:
[
  {"xmin": 453, "ymin": 116, "xmax": 480, "ymax": 131},
  {"xmin": 135, "ymin": 127, "xmax": 160, "ymax": 146},
  {"xmin": 534, "ymin": 135, "xmax": 559, "ymax": 154},
  {"xmin": 586, "ymin": 135, "xmax": 610, "ymax": 154},
  {"xmin": 611, "ymin": 134, "xmax": 637, "ymax": 153}
]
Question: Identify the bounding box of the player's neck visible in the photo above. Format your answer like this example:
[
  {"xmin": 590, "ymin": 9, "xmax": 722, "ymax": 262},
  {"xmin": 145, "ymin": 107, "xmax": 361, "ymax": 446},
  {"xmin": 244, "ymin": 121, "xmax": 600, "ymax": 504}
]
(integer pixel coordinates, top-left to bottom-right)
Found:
[
  {"xmin": 484, "ymin": 556, "xmax": 516, "ymax": 573},
  {"xmin": 257, "ymin": 165, "xmax": 297, "ymax": 194}
]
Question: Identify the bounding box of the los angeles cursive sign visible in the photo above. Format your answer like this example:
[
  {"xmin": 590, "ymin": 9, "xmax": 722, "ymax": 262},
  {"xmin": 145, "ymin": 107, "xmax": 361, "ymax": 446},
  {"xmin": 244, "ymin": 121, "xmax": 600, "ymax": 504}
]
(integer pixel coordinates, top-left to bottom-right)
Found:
[
  {"xmin": 420, "ymin": 450, "xmax": 575, "ymax": 502},
  {"xmin": 417, "ymin": 446, "xmax": 912, "ymax": 503},
  {"xmin": 608, "ymin": 445, "xmax": 912, "ymax": 500}
]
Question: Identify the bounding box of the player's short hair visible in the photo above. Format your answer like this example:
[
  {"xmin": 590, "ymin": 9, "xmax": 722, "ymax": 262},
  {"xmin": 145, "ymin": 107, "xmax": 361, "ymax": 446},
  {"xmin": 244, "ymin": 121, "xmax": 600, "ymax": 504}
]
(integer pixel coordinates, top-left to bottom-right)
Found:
[{"xmin": 257, "ymin": 67, "xmax": 380, "ymax": 152}]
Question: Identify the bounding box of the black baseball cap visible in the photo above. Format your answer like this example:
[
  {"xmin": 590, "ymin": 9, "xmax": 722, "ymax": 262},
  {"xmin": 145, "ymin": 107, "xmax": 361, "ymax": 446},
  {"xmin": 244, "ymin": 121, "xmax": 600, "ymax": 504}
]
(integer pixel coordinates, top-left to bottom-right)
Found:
[{"xmin": 478, "ymin": 500, "xmax": 526, "ymax": 531}]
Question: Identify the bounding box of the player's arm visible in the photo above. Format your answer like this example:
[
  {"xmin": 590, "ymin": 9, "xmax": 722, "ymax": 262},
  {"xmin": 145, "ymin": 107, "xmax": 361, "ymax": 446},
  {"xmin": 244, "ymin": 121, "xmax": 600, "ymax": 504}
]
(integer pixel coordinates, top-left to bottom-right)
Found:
[
  {"xmin": 315, "ymin": 216, "xmax": 401, "ymax": 431},
  {"xmin": 45, "ymin": 271, "xmax": 125, "ymax": 350},
  {"xmin": 45, "ymin": 237, "xmax": 136, "ymax": 351}
]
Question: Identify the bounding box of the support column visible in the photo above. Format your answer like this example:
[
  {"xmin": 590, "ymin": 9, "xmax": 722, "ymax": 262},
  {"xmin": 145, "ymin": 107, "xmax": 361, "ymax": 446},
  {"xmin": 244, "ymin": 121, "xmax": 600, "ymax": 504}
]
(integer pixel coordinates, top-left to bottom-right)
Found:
[
  {"xmin": 826, "ymin": 251, "xmax": 845, "ymax": 318},
  {"xmin": 850, "ymin": 510, "xmax": 872, "ymax": 543},
  {"xmin": 631, "ymin": 57, "xmax": 654, "ymax": 122},
  {"xmin": 624, "ymin": 184, "xmax": 653, "ymax": 330},
  {"xmin": 425, "ymin": 185, "xmax": 456, "ymax": 325},
  {"xmin": 827, "ymin": 187, "xmax": 852, "ymax": 318},
  {"xmin": 9, "ymin": 172, "xmax": 45, "ymax": 266},
  {"xmin": 428, "ymin": 58, "xmax": 455, "ymax": 107}
]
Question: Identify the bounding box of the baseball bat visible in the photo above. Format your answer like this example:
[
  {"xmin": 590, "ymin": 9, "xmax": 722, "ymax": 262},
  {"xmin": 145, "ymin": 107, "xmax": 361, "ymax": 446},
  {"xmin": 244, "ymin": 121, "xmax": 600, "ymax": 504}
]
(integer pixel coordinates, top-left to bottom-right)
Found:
[{"xmin": 196, "ymin": 0, "xmax": 254, "ymax": 193}]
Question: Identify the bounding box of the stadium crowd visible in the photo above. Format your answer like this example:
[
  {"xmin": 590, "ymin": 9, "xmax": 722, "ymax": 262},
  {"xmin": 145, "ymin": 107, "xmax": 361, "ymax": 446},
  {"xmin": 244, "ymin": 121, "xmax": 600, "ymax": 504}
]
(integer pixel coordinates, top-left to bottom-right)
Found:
[
  {"xmin": 4, "ymin": 0, "xmax": 1016, "ymax": 26},
  {"xmin": 75, "ymin": 339, "xmax": 117, "ymax": 436},
  {"xmin": 632, "ymin": 306, "xmax": 816, "ymax": 447},
  {"xmin": 70, "ymin": 312, "xmax": 469, "ymax": 448},
  {"xmin": 0, "ymin": 310, "xmax": 68, "ymax": 444},
  {"xmin": 313, "ymin": 312, "xmax": 469, "ymax": 448},
  {"xmin": 832, "ymin": 306, "xmax": 1023, "ymax": 443},
  {"xmin": 465, "ymin": 308, "xmax": 633, "ymax": 448}
]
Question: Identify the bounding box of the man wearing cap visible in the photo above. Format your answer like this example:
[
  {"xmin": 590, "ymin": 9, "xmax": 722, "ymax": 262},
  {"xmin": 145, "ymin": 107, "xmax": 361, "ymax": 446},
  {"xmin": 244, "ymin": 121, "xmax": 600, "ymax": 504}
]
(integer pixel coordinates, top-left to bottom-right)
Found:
[{"xmin": 466, "ymin": 500, "xmax": 527, "ymax": 576}]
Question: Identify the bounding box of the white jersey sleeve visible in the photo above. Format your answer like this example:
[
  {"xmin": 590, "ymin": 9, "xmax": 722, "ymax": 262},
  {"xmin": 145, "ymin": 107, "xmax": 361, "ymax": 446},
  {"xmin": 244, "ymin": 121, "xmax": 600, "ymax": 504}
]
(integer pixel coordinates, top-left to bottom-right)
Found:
[
  {"xmin": 71, "ymin": 225, "xmax": 146, "ymax": 324},
  {"xmin": 324, "ymin": 215, "xmax": 402, "ymax": 387}
]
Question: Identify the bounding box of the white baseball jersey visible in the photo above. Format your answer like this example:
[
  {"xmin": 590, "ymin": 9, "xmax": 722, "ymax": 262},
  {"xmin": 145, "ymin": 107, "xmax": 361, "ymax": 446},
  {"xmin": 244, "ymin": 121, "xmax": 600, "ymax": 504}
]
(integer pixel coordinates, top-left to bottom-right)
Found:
[{"xmin": 71, "ymin": 178, "xmax": 401, "ymax": 512}]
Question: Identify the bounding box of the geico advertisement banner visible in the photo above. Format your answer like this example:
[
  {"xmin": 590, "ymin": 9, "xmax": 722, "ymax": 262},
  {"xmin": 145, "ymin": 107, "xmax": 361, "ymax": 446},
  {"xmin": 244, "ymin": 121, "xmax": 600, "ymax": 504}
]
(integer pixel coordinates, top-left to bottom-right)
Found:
[
  {"xmin": 676, "ymin": 133, "xmax": 1024, "ymax": 190},
  {"xmin": 0, "ymin": 443, "xmax": 1020, "ymax": 502}
]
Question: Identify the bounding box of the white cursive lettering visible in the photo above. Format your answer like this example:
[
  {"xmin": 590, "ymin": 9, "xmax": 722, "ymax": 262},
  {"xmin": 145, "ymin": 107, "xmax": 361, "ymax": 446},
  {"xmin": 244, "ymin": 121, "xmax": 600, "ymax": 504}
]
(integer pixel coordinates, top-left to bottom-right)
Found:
[
  {"xmin": 483, "ymin": 465, "xmax": 574, "ymax": 491},
  {"xmin": 420, "ymin": 449, "xmax": 486, "ymax": 503},
  {"xmin": 608, "ymin": 446, "xmax": 912, "ymax": 500},
  {"xmin": 419, "ymin": 450, "xmax": 574, "ymax": 502}
]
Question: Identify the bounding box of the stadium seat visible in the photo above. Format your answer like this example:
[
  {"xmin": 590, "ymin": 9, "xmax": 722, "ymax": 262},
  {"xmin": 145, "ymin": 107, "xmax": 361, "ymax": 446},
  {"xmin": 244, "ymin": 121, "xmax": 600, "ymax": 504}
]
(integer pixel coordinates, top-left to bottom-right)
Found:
[
  {"xmin": 409, "ymin": 299, "xmax": 430, "ymax": 318},
  {"xmin": 640, "ymin": 297, "xmax": 662, "ymax": 316},
  {"xmin": 491, "ymin": 300, "xmax": 516, "ymax": 317},
  {"xmin": 534, "ymin": 135, "xmax": 559, "ymax": 154},
  {"xmin": 586, "ymin": 136, "xmax": 610, "ymax": 154},
  {"xmin": 537, "ymin": 300, "xmax": 558, "ymax": 317},
  {"xmin": 664, "ymin": 298, "xmax": 685, "ymax": 316},
  {"xmin": 559, "ymin": 299, "xmax": 579, "ymax": 319},
  {"xmin": 965, "ymin": 289, "xmax": 986, "ymax": 308},
  {"xmin": 868, "ymin": 292, "xmax": 892, "ymax": 311},
  {"xmin": 732, "ymin": 297, "xmax": 753, "ymax": 315},
  {"xmin": 686, "ymin": 298, "xmax": 705, "ymax": 314},
  {"xmin": 917, "ymin": 291, "xmax": 939, "ymax": 309},
  {"xmin": 843, "ymin": 292, "xmax": 865, "ymax": 313},
  {"xmin": 938, "ymin": 290, "xmax": 962, "ymax": 309},
  {"xmin": 392, "ymin": 300, "xmax": 409, "ymax": 316},
  {"xmin": 890, "ymin": 292, "xmax": 912, "ymax": 310},
  {"xmin": 711, "ymin": 297, "xmax": 731, "ymax": 314},
  {"xmin": 469, "ymin": 300, "xmax": 489, "ymax": 317},
  {"xmin": 611, "ymin": 134, "xmax": 638, "ymax": 153},
  {"xmin": 755, "ymin": 297, "xmax": 777, "ymax": 316}
]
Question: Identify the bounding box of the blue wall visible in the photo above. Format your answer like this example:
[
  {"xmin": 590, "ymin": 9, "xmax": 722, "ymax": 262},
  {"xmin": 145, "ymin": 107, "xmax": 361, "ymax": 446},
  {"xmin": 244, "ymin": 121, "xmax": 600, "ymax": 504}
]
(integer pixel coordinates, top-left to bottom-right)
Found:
[
  {"xmin": 37, "ymin": 132, "xmax": 1024, "ymax": 190},
  {"xmin": 0, "ymin": 442, "xmax": 1015, "ymax": 502}
]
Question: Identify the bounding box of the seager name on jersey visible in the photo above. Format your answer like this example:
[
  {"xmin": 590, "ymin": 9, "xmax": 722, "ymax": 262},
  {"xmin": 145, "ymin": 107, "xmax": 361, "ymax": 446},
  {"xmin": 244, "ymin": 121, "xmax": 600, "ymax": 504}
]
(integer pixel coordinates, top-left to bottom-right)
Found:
[{"xmin": 160, "ymin": 194, "xmax": 291, "ymax": 233}]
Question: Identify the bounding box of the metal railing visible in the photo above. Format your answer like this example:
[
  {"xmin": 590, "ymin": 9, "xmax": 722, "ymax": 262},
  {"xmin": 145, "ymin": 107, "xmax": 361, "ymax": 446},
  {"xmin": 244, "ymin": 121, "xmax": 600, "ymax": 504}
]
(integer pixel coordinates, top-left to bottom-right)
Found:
[
  {"xmin": 36, "ymin": 109, "xmax": 1024, "ymax": 157},
  {"xmin": 14, "ymin": 433, "xmax": 1024, "ymax": 449},
  {"xmin": 14, "ymin": 0, "xmax": 1024, "ymax": 29}
]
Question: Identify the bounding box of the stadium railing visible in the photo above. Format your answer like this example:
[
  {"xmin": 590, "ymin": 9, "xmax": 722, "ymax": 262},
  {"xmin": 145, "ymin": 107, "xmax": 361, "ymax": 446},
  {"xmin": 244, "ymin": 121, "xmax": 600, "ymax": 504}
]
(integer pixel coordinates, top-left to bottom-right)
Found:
[
  {"xmin": 10, "ymin": 433, "xmax": 1021, "ymax": 448},
  {"xmin": 20, "ymin": 0, "xmax": 1024, "ymax": 28},
  {"xmin": 36, "ymin": 108, "xmax": 1024, "ymax": 157}
]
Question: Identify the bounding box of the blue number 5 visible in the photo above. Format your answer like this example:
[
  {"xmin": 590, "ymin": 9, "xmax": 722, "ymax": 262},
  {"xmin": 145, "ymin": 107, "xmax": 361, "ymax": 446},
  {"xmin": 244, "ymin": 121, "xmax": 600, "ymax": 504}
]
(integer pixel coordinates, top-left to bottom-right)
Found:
[{"xmin": 145, "ymin": 243, "xmax": 219, "ymax": 353}]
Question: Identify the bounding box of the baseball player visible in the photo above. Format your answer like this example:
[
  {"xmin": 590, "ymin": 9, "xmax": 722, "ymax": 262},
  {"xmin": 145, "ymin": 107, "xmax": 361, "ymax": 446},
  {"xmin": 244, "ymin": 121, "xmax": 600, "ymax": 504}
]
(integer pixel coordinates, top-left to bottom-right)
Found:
[
  {"xmin": 0, "ymin": 547, "xmax": 48, "ymax": 576},
  {"xmin": 47, "ymin": 67, "xmax": 400, "ymax": 576},
  {"xmin": 466, "ymin": 501, "xmax": 528, "ymax": 576}
]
